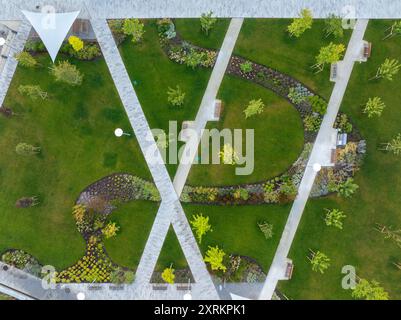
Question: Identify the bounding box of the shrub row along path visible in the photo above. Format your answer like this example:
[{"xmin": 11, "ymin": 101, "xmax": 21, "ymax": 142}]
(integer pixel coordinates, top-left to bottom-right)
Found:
[{"xmin": 259, "ymin": 19, "xmax": 369, "ymax": 300}]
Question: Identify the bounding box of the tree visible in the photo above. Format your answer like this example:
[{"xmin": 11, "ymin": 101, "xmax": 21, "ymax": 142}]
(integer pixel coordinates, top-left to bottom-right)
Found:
[
  {"xmin": 15, "ymin": 143, "xmax": 40, "ymax": 156},
  {"xmin": 324, "ymin": 14, "xmax": 344, "ymax": 38},
  {"xmin": 122, "ymin": 19, "xmax": 145, "ymax": 43},
  {"xmin": 68, "ymin": 36, "xmax": 84, "ymax": 51},
  {"xmin": 363, "ymin": 97, "xmax": 386, "ymax": 118},
  {"xmin": 18, "ymin": 85, "xmax": 48, "ymax": 100},
  {"xmin": 219, "ymin": 143, "xmax": 239, "ymax": 165},
  {"xmin": 324, "ymin": 208, "xmax": 346, "ymax": 229},
  {"xmin": 352, "ymin": 278, "xmax": 389, "ymax": 300},
  {"xmin": 383, "ymin": 21, "xmax": 401, "ymax": 40},
  {"xmin": 287, "ymin": 8, "xmax": 313, "ymax": 38},
  {"xmin": 370, "ymin": 58, "xmax": 401, "ymax": 81},
  {"xmin": 14, "ymin": 51, "xmax": 37, "ymax": 68},
  {"xmin": 161, "ymin": 265, "xmax": 175, "ymax": 284},
  {"xmin": 380, "ymin": 133, "xmax": 401, "ymax": 155},
  {"xmin": 309, "ymin": 250, "xmax": 330, "ymax": 274},
  {"xmin": 50, "ymin": 61, "xmax": 83, "ymax": 86},
  {"xmin": 204, "ymin": 246, "xmax": 227, "ymax": 272},
  {"xmin": 190, "ymin": 214, "xmax": 212, "ymax": 243},
  {"xmin": 336, "ymin": 178, "xmax": 359, "ymax": 198},
  {"xmin": 243, "ymin": 98, "xmax": 265, "ymax": 118},
  {"xmin": 200, "ymin": 11, "xmax": 217, "ymax": 35},
  {"xmin": 313, "ymin": 42, "xmax": 345, "ymax": 72},
  {"xmin": 102, "ymin": 222, "xmax": 120, "ymax": 239},
  {"xmin": 167, "ymin": 85, "xmax": 185, "ymax": 106},
  {"xmin": 258, "ymin": 222, "xmax": 273, "ymax": 239}
]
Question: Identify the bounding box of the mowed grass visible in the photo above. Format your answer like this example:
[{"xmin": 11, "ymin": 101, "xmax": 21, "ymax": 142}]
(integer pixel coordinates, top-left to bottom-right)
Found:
[
  {"xmin": 0, "ymin": 53, "xmax": 151, "ymax": 270},
  {"xmin": 279, "ymin": 20, "xmax": 401, "ymax": 299},
  {"xmin": 187, "ymin": 75, "xmax": 304, "ymax": 186},
  {"xmin": 118, "ymin": 20, "xmax": 215, "ymax": 177},
  {"xmin": 234, "ymin": 19, "xmax": 351, "ymax": 99},
  {"xmin": 174, "ymin": 18, "xmax": 230, "ymax": 49}
]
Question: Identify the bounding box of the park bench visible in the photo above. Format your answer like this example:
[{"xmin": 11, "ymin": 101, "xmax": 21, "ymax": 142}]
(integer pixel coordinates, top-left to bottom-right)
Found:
[
  {"xmin": 336, "ymin": 132, "xmax": 348, "ymax": 148},
  {"xmin": 330, "ymin": 63, "xmax": 338, "ymax": 81},
  {"xmin": 363, "ymin": 42, "xmax": 372, "ymax": 59},
  {"xmin": 88, "ymin": 285, "xmax": 102, "ymax": 291},
  {"xmin": 176, "ymin": 284, "xmax": 191, "ymax": 291},
  {"xmin": 214, "ymin": 99, "xmax": 223, "ymax": 119},
  {"xmin": 285, "ymin": 261, "xmax": 294, "ymax": 279},
  {"xmin": 109, "ymin": 285, "xmax": 124, "ymax": 290},
  {"xmin": 330, "ymin": 148, "xmax": 337, "ymax": 164},
  {"xmin": 152, "ymin": 284, "xmax": 168, "ymax": 291}
]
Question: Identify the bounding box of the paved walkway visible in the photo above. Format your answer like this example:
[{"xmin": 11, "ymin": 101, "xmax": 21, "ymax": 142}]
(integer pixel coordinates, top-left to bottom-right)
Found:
[
  {"xmin": 1, "ymin": 0, "xmax": 401, "ymax": 19},
  {"xmin": 89, "ymin": 17, "xmax": 218, "ymax": 299},
  {"xmin": 0, "ymin": 19, "xmax": 31, "ymax": 106},
  {"xmin": 259, "ymin": 19, "xmax": 369, "ymax": 300},
  {"xmin": 173, "ymin": 18, "xmax": 243, "ymax": 195}
]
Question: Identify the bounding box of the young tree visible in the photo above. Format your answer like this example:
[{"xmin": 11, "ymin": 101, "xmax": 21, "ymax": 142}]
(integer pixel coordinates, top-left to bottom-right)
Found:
[
  {"xmin": 336, "ymin": 178, "xmax": 359, "ymax": 198},
  {"xmin": 324, "ymin": 14, "xmax": 344, "ymax": 38},
  {"xmin": 200, "ymin": 11, "xmax": 217, "ymax": 35},
  {"xmin": 243, "ymin": 98, "xmax": 265, "ymax": 118},
  {"xmin": 167, "ymin": 85, "xmax": 185, "ymax": 106},
  {"xmin": 68, "ymin": 35, "xmax": 84, "ymax": 51},
  {"xmin": 313, "ymin": 42, "xmax": 345, "ymax": 72},
  {"xmin": 122, "ymin": 19, "xmax": 145, "ymax": 43},
  {"xmin": 370, "ymin": 58, "xmax": 401, "ymax": 81},
  {"xmin": 219, "ymin": 143, "xmax": 239, "ymax": 165},
  {"xmin": 383, "ymin": 21, "xmax": 401, "ymax": 40},
  {"xmin": 363, "ymin": 97, "xmax": 386, "ymax": 118},
  {"xmin": 258, "ymin": 222, "xmax": 274, "ymax": 239},
  {"xmin": 190, "ymin": 213, "xmax": 212, "ymax": 244},
  {"xmin": 161, "ymin": 265, "xmax": 175, "ymax": 284},
  {"xmin": 204, "ymin": 246, "xmax": 227, "ymax": 272},
  {"xmin": 50, "ymin": 61, "xmax": 83, "ymax": 86},
  {"xmin": 102, "ymin": 222, "xmax": 120, "ymax": 239},
  {"xmin": 18, "ymin": 85, "xmax": 48, "ymax": 100},
  {"xmin": 380, "ymin": 133, "xmax": 401, "ymax": 155},
  {"xmin": 15, "ymin": 143, "xmax": 41, "ymax": 156},
  {"xmin": 309, "ymin": 250, "xmax": 330, "ymax": 274},
  {"xmin": 324, "ymin": 208, "xmax": 347, "ymax": 229},
  {"xmin": 352, "ymin": 278, "xmax": 389, "ymax": 300},
  {"xmin": 287, "ymin": 8, "xmax": 313, "ymax": 38},
  {"xmin": 308, "ymin": 95, "xmax": 328, "ymax": 115},
  {"xmin": 14, "ymin": 51, "xmax": 37, "ymax": 68}
]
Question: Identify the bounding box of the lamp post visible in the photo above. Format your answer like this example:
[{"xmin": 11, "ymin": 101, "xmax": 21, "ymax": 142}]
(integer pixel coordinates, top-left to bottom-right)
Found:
[{"xmin": 114, "ymin": 128, "xmax": 131, "ymax": 137}]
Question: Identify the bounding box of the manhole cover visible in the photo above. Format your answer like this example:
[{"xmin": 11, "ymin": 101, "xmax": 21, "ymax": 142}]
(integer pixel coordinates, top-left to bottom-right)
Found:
[{"xmin": 2, "ymin": 266, "xmax": 8, "ymax": 271}]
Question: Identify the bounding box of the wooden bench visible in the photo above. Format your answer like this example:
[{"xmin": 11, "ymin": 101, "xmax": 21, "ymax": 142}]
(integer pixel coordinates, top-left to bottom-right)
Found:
[
  {"xmin": 152, "ymin": 284, "xmax": 168, "ymax": 291},
  {"xmin": 88, "ymin": 285, "xmax": 102, "ymax": 291},
  {"xmin": 363, "ymin": 42, "xmax": 372, "ymax": 58},
  {"xmin": 330, "ymin": 63, "xmax": 338, "ymax": 80},
  {"xmin": 214, "ymin": 99, "xmax": 223, "ymax": 120},
  {"xmin": 285, "ymin": 262, "xmax": 294, "ymax": 279},
  {"xmin": 176, "ymin": 285, "xmax": 191, "ymax": 291},
  {"xmin": 109, "ymin": 285, "xmax": 124, "ymax": 291},
  {"xmin": 330, "ymin": 149, "xmax": 337, "ymax": 164}
]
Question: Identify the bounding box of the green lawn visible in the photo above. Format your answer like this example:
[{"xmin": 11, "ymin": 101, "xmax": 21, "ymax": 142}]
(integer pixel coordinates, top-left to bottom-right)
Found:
[
  {"xmin": 234, "ymin": 19, "xmax": 351, "ymax": 99},
  {"xmin": 279, "ymin": 20, "xmax": 401, "ymax": 300},
  {"xmin": 118, "ymin": 20, "xmax": 215, "ymax": 177},
  {"xmin": 188, "ymin": 75, "xmax": 304, "ymax": 186},
  {"xmin": 174, "ymin": 18, "xmax": 230, "ymax": 49},
  {"xmin": 0, "ymin": 53, "xmax": 150, "ymax": 270},
  {"xmin": 104, "ymin": 200, "xmax": 158, "ymax": 269}
]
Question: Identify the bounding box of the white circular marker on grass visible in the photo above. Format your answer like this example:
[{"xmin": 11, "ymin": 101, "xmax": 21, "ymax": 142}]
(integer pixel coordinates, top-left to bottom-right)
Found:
[
  {"xmin": 77, "ymin": 292, "xmax": 85, "ymax": 300},
  {"xmin": 313, "ymin": 163, "xmax": 322, "ymax": 172},
  {"xmin": 114, "ymin": 128, "xmax": 124, "ymax": 137}
]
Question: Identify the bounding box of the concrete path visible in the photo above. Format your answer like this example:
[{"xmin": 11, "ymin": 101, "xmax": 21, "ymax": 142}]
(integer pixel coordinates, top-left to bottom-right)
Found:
[
  {"xmin": 1, "ymin": 0, "xmax": 401, "ymax": 20},
  {"xmin": 89, "ymin": 17, "xmax": 218, "ymax": 299},
  {"xmin": 0, "ymin": 19, "xmax": 31, "ymax": 106},
  {"xmin": 259, "ymin": 19, "xmax": 369, "ymax": 300},
  {"xmin": 173, "ymin": 18, "xmax": 243, "ymax": 195}
]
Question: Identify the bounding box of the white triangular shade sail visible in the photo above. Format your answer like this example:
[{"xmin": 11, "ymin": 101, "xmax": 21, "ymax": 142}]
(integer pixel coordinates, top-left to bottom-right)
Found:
[{"xmin": 21, "ymin": 10, "xmax": 80, "ymax": 62}]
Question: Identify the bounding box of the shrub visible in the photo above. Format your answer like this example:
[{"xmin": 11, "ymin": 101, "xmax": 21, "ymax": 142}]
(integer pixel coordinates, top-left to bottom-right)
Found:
[
  {"xmin": 233, "ymin": 188, "xmax": 249, "ymax": 201},
  {"xmin": 288, "ymin": 86, "xmax": 309, "ymax": 104},
  {"xmin": 363, "ymin": 97, "xmax": 386, "ymax": 118},
  {"xmin": 240, "ymin": 61, "xmax": 253, "ymax": 73},
  {"xmin": 308, "ymin": 95, "xmax": 328, "ymax": 115},
  {"xmin": 50, "ymin": 61, "xmax": 83, "ymax": 86},
  {"xmin": 304, "ymin": 114, "xmax": 322, "ymax": 132},
  {"xmin": 335, "ymin": 114, "xmax": 353, "ymax": 133},
  {"xmin": 15, "ymin": 143, "xmax": 40, "ymax": 156},
  {"xmin": 122, "ymin": 19, "xmax": 145, "ymax": 43},
  {"xmin": 184, "ymin": 49, "xmax": 205, "ymax": 69},
  {"xmin": 190, "ymin": 214, "xmax": 212, "ymax": 243},
  {"xmin": 68, "ymin": 36, "xmax": 84, "ymax": 51},
  {"xmin": 204, "ymin": 246, "xmax": 227, "ymax": 272},
  {"xmin": 14, "ymin": 51, "xmax": 37, "ymax": 68},
  {"xmin": 161, "ymin": 266, "xmax": 175, "ymax": 284},
  {"xmin": 324, "ymin": 208, "xmax": 347, "ymax": 229},
  {"xmin": 102, "ymin": 222, "xmax": 120, "ymax": 239},
  {"xmin": 18, "ymin": 84, "xmax": 48, "ymax": 100},
  {"xmin": 200, "ymin": 11, "xmax": 217, "ymax": 35},
  {"xmin": 287, "ymin": 8, "xmax": 313, "ymax": 38}
]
